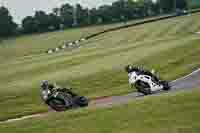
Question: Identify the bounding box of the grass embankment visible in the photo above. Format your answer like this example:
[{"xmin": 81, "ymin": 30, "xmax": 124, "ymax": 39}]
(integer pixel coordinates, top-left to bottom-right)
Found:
[
  {"xmin": 0, "ymin": 14, "xmax": 173, "ymax": 62},
  {"xmin": 0, "ymin": 13, "xmax": 200, "ymax": 120}
]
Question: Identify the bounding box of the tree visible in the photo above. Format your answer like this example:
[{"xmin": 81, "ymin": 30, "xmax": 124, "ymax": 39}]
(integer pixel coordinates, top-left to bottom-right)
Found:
[
  {"xmin": 76, "ymin": 4, "xmax": 89, "ymax": 26},
  {"xmin": 48, "ymin": 13, "xmax": 62, "ymax": 30},
  {"xmin": 53, "ymin": 7, "xmax": 60, "ymax": 16},
  {"xmin": 60, "ymin": 3, "xmax": 73, "ymax": 27},
  {"xmin": 22, "ymin": 16, "xmax": 38, "ymax": 33},
  {"xmin": 20, "ymin": 0, "xmax": 186, "ymax": 35},
  {"xmin": 176, "ymin": 0, "xmax": 187, "ymax": 9},
  {"xmin": 124, "ymin": 0, "xmax": 138, "ymax": 19},
  {"xmin": 151, "ymin": 0, "xmax": 161, "ymax": 15},
  {"xmin": 97, "ymin": 5, "xmax": 113, "ymax": 23},
  {"xmin": 0, "ymin": 6, "xmax": 17, "ymax": 37},
  {"xmin": 160, "ymin": 0, "xmax": 174, "ymax": 13},
  {"xmin": 189, "ymin": 0, "xmax": 200, "ymax": 9},
  {"xmin": 111, "ymin": 0, "xmax": 125, "ymax": 21},
  {"xmin": 34, "ymin": 11, "xmax": 50, "ymax": 32},
  {"xmin": 90, "ymin": 8, "xmax": 99, "ymax": 24}
]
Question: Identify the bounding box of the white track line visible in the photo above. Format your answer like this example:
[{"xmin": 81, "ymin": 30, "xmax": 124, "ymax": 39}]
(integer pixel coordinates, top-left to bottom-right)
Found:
[
  {"xmin": 0, "ymin": 113, "xmax": 48, "ymax": 124},
  {"xmin": 171, "ymin": 69, "xmax": 200, "ymax": 83}
]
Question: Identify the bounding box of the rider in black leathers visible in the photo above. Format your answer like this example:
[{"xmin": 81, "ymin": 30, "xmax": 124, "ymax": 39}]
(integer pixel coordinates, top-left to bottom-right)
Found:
[{"xmin": 41, "ymin": 80, "xmax": 77, "ymax": 97}]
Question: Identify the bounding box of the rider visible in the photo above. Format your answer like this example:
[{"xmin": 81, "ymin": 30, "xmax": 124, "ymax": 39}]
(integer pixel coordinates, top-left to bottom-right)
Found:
[
  {"xmin": 125, "ymin": 65, "xmax": 140, "ymax": 87},
  {"xmin": 41, "ymin": 80, "xmax": 54, "ymax": 91},
  {"xmin": 125, "ymin": 65, "xmax": 159, "ymax": 85},
  {"xmin": 41, "ymin": 80, "xmax": 77, "ymax": 97}
]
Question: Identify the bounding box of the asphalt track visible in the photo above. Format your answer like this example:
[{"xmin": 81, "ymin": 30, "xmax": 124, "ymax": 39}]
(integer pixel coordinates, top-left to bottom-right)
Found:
[{"xmin": 0, "ymin": 69, "xmax": 199, "ymax": 124}]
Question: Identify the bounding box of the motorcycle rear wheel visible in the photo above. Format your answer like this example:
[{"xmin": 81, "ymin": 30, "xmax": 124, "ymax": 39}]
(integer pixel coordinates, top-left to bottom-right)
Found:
[
  {"xmin": 160, "ymin": 81, "xmax": 170, "ymax": 91},
  {"xmin": 73, "ymin": 96, "xmax": 89, "ymax": 107}
]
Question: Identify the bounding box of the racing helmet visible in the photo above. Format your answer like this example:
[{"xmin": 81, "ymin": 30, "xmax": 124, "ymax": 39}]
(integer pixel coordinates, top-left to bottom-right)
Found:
[
  {"xmin": 41, "ymin": 80, "xmax": 49, "ymax": 90},
  {"xmin": 125, "ymin": 65, "xmax": 133, "ymax": 73},
  {"xmin": 48, "ymin": 84, "xmax": 55, "ymax": 90}
]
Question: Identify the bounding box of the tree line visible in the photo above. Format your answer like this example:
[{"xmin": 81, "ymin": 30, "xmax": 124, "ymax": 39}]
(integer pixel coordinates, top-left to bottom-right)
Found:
[{"xmin": 0, "ymin": 0, "xmax": 189, "ymax": 38}]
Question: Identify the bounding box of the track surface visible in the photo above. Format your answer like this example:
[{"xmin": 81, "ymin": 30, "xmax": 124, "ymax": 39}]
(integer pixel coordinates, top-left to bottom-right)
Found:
[{"xmin": 0, "ymin": 69, "xmax": 199, "ymax": 124}]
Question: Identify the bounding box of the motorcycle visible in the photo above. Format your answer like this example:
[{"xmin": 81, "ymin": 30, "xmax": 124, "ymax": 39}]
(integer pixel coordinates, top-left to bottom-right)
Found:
[
  {"xmin": 134, "ymin": 76, "xmax": 170, "ymax": 95},
  {"xmin": 41, "ymin": 84, "xmax": 88, "ymax": 111},
  {"xmin": 126, "ymin": 66, "xmax": 171, "ymax": 95}
]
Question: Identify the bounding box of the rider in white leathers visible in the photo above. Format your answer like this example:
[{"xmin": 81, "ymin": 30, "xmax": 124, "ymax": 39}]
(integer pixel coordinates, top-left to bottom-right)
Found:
[{"xmin": 125, "ymin": 65, "xmax": 165, "ymax": 93}]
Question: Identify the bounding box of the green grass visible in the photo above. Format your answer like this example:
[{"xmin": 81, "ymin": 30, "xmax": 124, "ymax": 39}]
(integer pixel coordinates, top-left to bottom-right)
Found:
[
  {"xmin": 0, "ymin": 13, "xmax": 200, "ymax": 120},
  {"xmin": 0, "ymin": 14, "xmax": 173, "ymax": 62},
  {"xmin": 1, "ymin": 89, "xmax": 200, "ymax": 133}
]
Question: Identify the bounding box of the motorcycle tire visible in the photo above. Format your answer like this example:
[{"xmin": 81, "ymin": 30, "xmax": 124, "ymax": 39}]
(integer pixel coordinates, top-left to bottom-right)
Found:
[
  {"xmin": 160, "ymin": 81, "xmax": 171, "ymax": 91},
  {"xmin": 73, "ymin": 96, "xmax": 89, "ymax": 107},
  {"xmin": 135, "ymin": 80, "xmax": 152, "ymax": 95},
  {"xmin": 47, "ymin": 93, "xmax": 73, "ymax": 111}
]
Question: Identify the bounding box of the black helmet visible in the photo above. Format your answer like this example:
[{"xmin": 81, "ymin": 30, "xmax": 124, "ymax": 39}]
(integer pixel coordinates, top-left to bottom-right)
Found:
[
  {"xmin": 125, "ymin": 65, "xmax": 133, "ymax": 73},
  {"xmin": 48, "ymin": 84, "xmax": 54, "ymax": 90}
]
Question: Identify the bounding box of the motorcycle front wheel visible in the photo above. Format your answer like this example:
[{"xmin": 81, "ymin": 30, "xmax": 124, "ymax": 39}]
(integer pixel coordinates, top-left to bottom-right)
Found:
[
  {"xmin": 47, "ymin": 93, "xmax": 73, "ymax": 111},
  {"xmin": 135, "ymin": 80, "xmax": 152, "ymax": 95}
]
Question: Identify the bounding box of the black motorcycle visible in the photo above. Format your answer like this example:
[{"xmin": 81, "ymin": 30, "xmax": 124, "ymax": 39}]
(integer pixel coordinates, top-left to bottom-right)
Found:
[{"xmin": 41, "ymin": 84, "xmax": 89, "ymax": 111}]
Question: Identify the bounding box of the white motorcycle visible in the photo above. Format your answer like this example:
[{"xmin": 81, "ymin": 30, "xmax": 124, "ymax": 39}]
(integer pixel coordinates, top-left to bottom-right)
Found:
[{"xmin": 126, "ymin": 65, "xmax": 170, "ymax": 95}]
